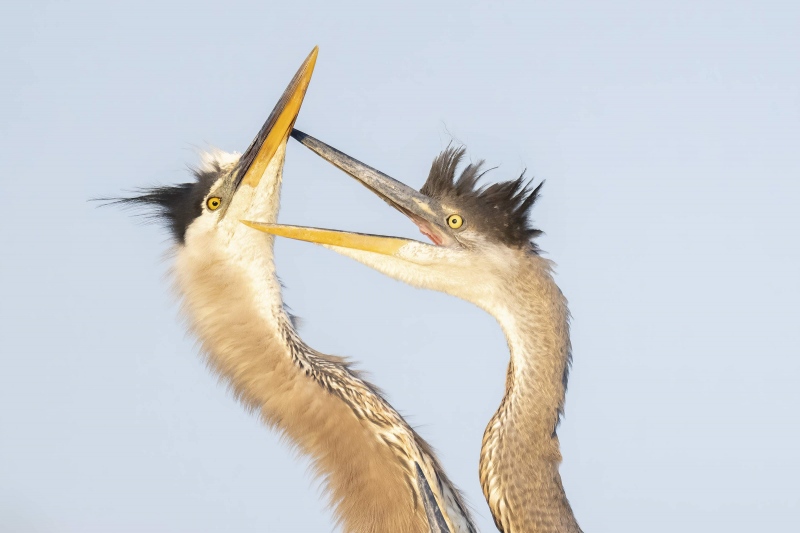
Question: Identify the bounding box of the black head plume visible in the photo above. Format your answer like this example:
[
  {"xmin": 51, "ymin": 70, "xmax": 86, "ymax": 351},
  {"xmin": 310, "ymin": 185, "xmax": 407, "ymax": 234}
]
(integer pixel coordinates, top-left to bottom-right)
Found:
[
  {"xmin": 421, "ymin": 146, "xmax": 544, "ymax": 249},
  {"xmin": 109, "ymin": 163, "xmax": 223, "ymax": 244}
]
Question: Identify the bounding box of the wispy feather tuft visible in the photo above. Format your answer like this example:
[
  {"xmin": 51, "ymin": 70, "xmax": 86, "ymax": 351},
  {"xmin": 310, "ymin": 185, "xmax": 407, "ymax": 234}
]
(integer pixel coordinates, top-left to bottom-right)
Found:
[
  {"xmin": 106, "ymin": 159, "xmax": 226, "ymax": 244},
  {"xmin": 421, "ymin": 147, "xmax": 544, "ymax": 250}
]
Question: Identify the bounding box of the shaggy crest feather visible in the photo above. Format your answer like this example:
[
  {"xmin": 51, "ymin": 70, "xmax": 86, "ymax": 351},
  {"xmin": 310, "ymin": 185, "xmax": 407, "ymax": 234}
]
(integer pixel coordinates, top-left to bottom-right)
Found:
[
  {"xmin": 110, "ymin": 151, "xmax": 238, "ymax": 244},
  {"xmin": 421, "ymin": 146, "xmax": 544, "ymax": 250}
]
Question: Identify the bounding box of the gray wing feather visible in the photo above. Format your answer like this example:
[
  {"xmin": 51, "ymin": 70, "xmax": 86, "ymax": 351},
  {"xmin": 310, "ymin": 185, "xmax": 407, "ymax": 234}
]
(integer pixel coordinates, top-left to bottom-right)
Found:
[{"xmin": 415, "ymin": 462, "xmax": 451, "ymax": 533}]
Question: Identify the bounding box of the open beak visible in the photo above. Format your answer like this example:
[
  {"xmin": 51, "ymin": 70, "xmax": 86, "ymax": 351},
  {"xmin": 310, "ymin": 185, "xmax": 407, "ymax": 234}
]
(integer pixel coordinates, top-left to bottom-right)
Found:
[
  {"xmin": 240, "ymin": 221, "xmax": 414, "ymax": 256},
  {"xmin": 231, "ymin": 47, "xmax": 318, "ymax": 193},
  {"xmin": 242, "ymin": 131, "xmax": 453, "ymax": 256}
]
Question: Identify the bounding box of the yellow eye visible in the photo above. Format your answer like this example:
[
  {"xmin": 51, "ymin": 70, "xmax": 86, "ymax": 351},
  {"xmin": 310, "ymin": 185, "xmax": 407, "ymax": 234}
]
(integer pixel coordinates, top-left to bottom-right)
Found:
[
  {"xmin": 207, "ymin": 197, "xmax": 222, "ymax": 211},
  {"xmin": 447, "ymin": 214, "xmax": 463, "ymax": 229}
]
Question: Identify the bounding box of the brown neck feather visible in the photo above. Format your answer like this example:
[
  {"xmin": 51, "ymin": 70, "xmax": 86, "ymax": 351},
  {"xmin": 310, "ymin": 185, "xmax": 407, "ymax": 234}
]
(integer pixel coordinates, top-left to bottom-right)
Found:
[
  {"xmin": 479, "ymin": 253, "xmax": 581, "ymax": 533},
  {"xmin": 173, "ymin": 237, "xmax": 474, "ymax": 533}
]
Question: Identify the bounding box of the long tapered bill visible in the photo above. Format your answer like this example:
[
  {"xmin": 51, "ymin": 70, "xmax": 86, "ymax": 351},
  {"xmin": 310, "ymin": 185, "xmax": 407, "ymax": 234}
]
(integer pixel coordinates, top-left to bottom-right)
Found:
[
  {"xmin": 232, "ymin": 47, "xmax": 318, "ymax": 190},
  {"xmin": 240, "ymin": 221, "xmax": 411, "ymax": 256},
  {"xmin": 289, "ymin": 130, "xmax": 449, "ymax": 234}
]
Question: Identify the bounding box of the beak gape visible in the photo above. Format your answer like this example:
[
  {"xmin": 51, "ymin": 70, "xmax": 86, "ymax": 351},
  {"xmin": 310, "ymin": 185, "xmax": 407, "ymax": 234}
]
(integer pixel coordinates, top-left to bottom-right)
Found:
[{"xmin": 242, "ymin": 131, "xmax": 452, "ymax": 256}]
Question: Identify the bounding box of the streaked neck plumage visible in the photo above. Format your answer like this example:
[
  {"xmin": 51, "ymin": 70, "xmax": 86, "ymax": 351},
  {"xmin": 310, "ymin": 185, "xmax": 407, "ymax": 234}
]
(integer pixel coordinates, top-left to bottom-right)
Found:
[
  {"xmin": 325, "ymin": 242, "xmax": 582, "ymax": 532},
  {"xmin": 172, "ymin": 151, "xmax": 475, "ymax": 533},
  {"xmin": 479, "ymin": 250, "xmax": 580, "ymax": 533}
]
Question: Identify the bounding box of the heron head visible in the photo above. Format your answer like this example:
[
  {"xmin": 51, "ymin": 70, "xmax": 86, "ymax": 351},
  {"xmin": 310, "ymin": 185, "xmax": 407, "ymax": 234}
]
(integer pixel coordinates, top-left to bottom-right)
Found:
[
  {"xmin": 243, "ymin": 132, "xmax": 544, "ymax": 308},
  {"xmin": 117, "ymin": 48, "xmax": 317, "ymax": 247}
]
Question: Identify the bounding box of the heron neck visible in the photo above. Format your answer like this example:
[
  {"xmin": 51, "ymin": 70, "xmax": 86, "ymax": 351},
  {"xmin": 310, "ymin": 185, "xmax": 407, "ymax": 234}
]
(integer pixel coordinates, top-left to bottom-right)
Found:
[
  {"xmin": 173, "ymin": 230, "xmax": 474, "ymax": 533},
  {"xmin": 479, "ymin": 253, "xmax": 581, "ymax": 533}
]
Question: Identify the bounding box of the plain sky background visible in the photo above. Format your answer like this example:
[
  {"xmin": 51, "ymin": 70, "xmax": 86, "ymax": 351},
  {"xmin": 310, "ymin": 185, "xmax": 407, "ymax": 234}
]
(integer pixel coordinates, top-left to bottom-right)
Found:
[{"xmin": 2, "ymin": 1, "xmax": 799, "ymax": 531}]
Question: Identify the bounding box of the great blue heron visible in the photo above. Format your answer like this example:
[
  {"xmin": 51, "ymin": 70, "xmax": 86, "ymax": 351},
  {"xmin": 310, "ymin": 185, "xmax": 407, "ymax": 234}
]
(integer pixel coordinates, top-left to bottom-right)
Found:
[
  {"xmin": 245, "ymin": 132, "xmax": 583, "ymax": 533},
  {"xmin": 116, "ymin": 48, "xmax": 474, "ymax": 533}
]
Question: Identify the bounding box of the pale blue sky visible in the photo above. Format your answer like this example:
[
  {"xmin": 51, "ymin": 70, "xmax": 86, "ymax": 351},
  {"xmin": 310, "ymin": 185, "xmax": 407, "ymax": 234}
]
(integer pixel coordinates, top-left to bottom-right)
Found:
[{"xmin": 2, "ymin": 1, "xmax": 799, "ymax": 531}]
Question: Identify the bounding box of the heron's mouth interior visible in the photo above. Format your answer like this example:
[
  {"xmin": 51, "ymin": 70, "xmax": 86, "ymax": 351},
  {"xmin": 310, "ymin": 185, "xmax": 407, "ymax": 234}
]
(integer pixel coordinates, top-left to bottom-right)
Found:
[
  {"xmin": 391, "ymin": 205, "xmax": 447, "ymax": 246},
  {"xmin": 419, "ymin": 227, "xmax": 442, "ymax": 245},
  {"xmin": 411, "ymin": 217, "xmax": 444, "ymax": 246}
]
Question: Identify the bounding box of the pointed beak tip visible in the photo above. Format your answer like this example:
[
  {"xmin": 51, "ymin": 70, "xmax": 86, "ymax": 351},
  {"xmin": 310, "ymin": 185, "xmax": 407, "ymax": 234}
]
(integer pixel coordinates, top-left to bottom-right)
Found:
[
  {"xmin": 240, "ymin": 219, "xmax": 268, "ymax": 231},
  {"xmin": 236, "ymin": 48, "xmax": 319, "ymax": 189}
]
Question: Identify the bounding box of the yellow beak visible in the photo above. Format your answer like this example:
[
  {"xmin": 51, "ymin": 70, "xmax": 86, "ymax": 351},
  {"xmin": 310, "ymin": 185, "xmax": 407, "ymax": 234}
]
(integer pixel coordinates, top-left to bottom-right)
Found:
[
  {"xmin": 236, "ymin": 46, "xmax": 318, "ymax": 189},
  {"xmin": 240, "ymin": 221, "xmax": 411, "ymax": 256}
]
